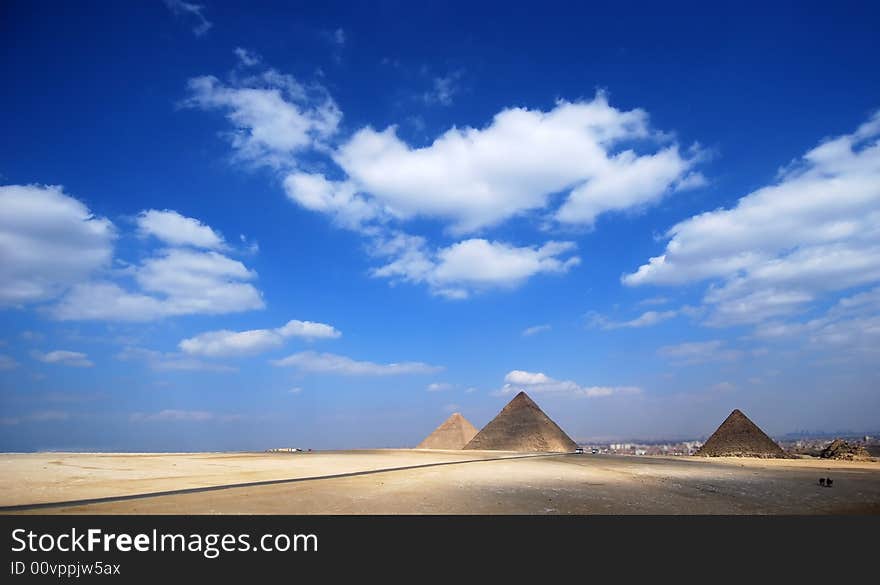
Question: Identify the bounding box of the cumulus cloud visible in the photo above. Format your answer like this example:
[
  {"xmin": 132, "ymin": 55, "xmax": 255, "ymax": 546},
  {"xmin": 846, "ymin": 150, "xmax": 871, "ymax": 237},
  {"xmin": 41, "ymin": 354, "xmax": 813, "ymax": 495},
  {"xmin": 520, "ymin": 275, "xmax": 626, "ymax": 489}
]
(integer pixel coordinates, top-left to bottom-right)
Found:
[
  {"xmin": 0, "ymin": 184, "xmax": 115, "ymax": 307},
  {"xmin": 163, "ymin": 0, "xmax": 213, "ymax": 37},
  {"xmin": 116, "ymin": 346, "xmax": 236, "ymax": 372},
  {"xmin": 184, "ymin": 64, "xmax": 341, "ymax": 169},
  {"xmin": 186, "ymin": 63, "xmax": 702, "ymax": 299},
  {"xmin": 586, "ymin": 309, "xmax": 679, "ymax": 330},
  {"xmin": 372, "ymin": 235, "xmax": 580, "ymax": 298},
  {"xmin": 0, "ymin": 184, "xmax": 264, "ymax": 321},
  {"xmin": 753, "ymin": 286, "xmax": 880, "ymax": 357},
  {"xmin": 31, "ymin": 350, "xmax": 93, "ymax": 368},
  {"xmin": 499, "ymin": 369, "xmax": 640, "ymax": 398},
  {"xmin": 276, "ymin": 320, "xmax": 341, "ymax": 339},
  {"xmin": 136, "ymin": 209, "xmax": 226, "ymax": 249},
  {"xmin": 426, "ymin": 382, "xmax": 453, "ymax": 392},
  {"xmin": 271, "ymin": 350, "xmax": 442, "ymax": 376},
  {"xmin": 656, "ymin": 340, "xmax": 743, "ymax": 365},
  {"xmin": 282, "ymin": 173, "xmax": 381, "ymax": 230},
  {"xmin": 331, "ymin": 93, "xmax": 701, "ymax": 234},
  {"xmin": 521, "ymin": 324, "xmax": 551, "ymax": 337},
  {"xmin": 179, "ymin": 319, "xmax": 341, "ymax": 357},
  {"xmin": 179, "ymin": 329, "xmax": 283, "ymax": 358},
  {"xmin": 625, "ymin": 111, "xmax": 880, "ymax": 326},
  {"xmin": 52, "ymin": 248, "xmax": 264, "ymax": 321}
]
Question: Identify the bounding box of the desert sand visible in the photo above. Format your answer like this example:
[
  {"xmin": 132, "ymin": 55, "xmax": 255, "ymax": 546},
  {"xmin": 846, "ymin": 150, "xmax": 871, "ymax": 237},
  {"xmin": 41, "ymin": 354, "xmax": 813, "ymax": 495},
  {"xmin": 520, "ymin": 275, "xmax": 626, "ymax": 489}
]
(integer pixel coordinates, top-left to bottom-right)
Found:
[{"xmin": 1, "ymin": 450, "xmax": 879, "ymax": 514}]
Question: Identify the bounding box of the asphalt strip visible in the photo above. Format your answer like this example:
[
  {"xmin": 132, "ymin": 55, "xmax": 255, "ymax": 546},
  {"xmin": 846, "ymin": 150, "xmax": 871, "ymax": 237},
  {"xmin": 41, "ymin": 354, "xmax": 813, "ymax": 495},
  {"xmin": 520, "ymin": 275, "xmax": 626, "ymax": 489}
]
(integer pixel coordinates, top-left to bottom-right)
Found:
[{"xmin": 0, "ymin": 452, "xmax": 566, "ymax": 512}]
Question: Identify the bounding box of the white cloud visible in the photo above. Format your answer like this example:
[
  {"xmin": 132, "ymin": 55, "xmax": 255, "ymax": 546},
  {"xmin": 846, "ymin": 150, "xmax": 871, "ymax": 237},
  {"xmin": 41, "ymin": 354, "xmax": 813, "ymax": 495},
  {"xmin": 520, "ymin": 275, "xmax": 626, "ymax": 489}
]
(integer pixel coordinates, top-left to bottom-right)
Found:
[
  {"xmin": 234, "ymin": 47, "xmax": 261, "ymax": 67},
  {"xmin": 185, "ymin": 68, "xmax": 341, "ymax": 169},
  {"xmin": 426, "ymin": 382, "xmax": 453, "ymax": 392},
  {"xmin": 752, "ymin": 286, "xmax": 880, "ymax": 357},
  {"xmin": 499, "ymin": 369, "xmax": 640, "ymax": 398},
  {"xmin": 330, "ymin": 93, "xmax": 700, "ymax": 234},
  {"xmin": 163, "ymin": 0, "xmax": 213, "ymax": 37},
  {"xmin": 282, "ymin": 173, "xmax": 381, "ymax": 230},
  {"xmin": 136, "ymin": 209, "xmax": 226, "ymax": 249},
  {"xmin": 116, "ymin": 346, "xmax": 236, "ymax": 373},
  {"xmin": 522, "ymin": 324, "xmax": 551, "ymax": 337},
  {"xmin": 372, "ymin": 236, "xmax": 580, "ymax": 298},
  {"xmin": 587, "ymin": 309, "xmax": 678, "ymax": 329},
  {"xmin": 186, "ymin": 66, "xmax": 700, "ymax": 300},
  {"xmin": 271, "ymin": 350, "xmax": 442, "ymax": 376},
  {"xmin": 625, "ymin": 112, "xmax": 880, "ymax": 326},
  {"xmin": 505, "ymin": 370, "xmax": 552, "ymax": 385},
  {"xmin": 0, "ymin": 185, "xmax": 263, "ymax": 322},
  {"xmin": 32, "ymin": 350, "xmax": 93, "ymax": 368},
  {"xmin": 0, "ymin": 354, "xmax": 19, "ymax": 370},
  {"xmin": 288, "ymin": 387, "xmax": 303, "ymax": 395},
  {"xmin": 179, "ymin": 329, "xmax": 284, "ymax": 358},
  {"xmin": 52, "ymin": 249, "xmax": 264, "ymax": 321},
  {"xmin": 179, "ymin": 319, "xmax": 341, "ymax": 357},
  {"xmin": 656, "ymin": 340, "xmax": 742, "ymax": 365},
  {"xmin": 276, "ymin": 319, "xmax": 341, "ymax": 340},
  {"xmin": 0, "ymin": 184, "xmax": 115, "ymax": 307}
]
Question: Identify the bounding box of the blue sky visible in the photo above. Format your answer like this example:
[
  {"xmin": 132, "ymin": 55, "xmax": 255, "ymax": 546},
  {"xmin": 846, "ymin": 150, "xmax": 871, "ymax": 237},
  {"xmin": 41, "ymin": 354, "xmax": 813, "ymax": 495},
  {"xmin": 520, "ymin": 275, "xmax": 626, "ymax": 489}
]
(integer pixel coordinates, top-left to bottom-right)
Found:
[{"xmin": 1, "ymin": 1, "xmax": 879, "ymax": 451}]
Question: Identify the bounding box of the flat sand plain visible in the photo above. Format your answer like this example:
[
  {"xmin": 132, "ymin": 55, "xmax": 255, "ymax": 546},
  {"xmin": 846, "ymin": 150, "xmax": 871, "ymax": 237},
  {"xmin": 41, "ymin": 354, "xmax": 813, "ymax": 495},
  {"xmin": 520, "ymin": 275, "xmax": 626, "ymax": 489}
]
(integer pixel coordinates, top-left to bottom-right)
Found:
[{"xmin": 1, "ymin": 450, "xmax": 878, "ymax": 514}]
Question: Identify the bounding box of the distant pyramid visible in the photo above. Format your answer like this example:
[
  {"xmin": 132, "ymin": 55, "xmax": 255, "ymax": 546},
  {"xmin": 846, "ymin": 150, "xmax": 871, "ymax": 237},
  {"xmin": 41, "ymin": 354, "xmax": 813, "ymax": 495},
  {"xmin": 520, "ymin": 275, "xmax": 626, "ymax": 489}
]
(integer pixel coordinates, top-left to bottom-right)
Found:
[
  {"xmin": 464, "ymin": 391, "xmax": 577, "ymax": 452},
  {"xmin": 416, "ymin": 413, "xmax": 479, "ymax": 449},
  {"xmin": 696, "ymin": 409, "xmax": 787, "ymax": 458}
]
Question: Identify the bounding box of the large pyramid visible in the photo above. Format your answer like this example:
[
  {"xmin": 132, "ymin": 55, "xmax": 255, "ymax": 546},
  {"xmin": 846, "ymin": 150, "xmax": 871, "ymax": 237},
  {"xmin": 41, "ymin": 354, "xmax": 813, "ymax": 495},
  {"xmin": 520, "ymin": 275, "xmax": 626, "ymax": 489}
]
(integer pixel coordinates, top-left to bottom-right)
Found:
[
  {"xmin": 696, "ymin": 409, "xmax": 787, "ymax": 458},
  {"xmin": 464, "ymin": 391, "xmax": 577, "ymax": 452},
  {"xmin": 416, "ymin": 413, "xmax": 479, "ymax": 449}
]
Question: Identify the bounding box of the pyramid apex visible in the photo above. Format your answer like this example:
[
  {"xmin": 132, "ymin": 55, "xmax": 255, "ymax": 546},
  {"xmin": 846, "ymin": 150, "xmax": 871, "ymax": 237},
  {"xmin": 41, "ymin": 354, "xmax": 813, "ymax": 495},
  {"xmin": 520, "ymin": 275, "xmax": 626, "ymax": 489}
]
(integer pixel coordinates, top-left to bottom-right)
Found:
[
  {"xmin": 510, "ymin": 390, "xmax": 535, "ymax": 403},
  {"xmin": 697, "ymin": 408, "xmax": 786, "ymax": 458},
  {"xmin": 465, "ymin": 391, "xmax": 576, "ymax": 452},
  {"xmin": 416, "ymin": 412, "xmax": 479, "ymax": 449}
]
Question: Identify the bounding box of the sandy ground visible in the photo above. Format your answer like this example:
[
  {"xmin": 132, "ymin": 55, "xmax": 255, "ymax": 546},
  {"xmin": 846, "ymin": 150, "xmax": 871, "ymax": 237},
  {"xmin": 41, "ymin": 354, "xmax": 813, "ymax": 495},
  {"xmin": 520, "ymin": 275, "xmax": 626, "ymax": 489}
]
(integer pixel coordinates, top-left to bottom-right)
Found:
[{"xmin": 2, "ymin": 450, "xmax": 879, "ymax": 514}]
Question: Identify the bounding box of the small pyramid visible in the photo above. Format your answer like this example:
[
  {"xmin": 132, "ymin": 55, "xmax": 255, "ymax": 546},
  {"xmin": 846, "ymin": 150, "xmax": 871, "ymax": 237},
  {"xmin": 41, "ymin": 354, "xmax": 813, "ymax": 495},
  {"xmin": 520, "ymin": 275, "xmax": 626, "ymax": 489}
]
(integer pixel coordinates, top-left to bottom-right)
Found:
[
  {"xmin": 416, "ymin": 413, "xmax": 479, "ymax": 449},
  {"xmin": 464, "ymin": 391, "xmax": 577, "ymax": 452},
  {"xmin": 696, "ymin": 409, "xmax": 787, "ymax": 458}
]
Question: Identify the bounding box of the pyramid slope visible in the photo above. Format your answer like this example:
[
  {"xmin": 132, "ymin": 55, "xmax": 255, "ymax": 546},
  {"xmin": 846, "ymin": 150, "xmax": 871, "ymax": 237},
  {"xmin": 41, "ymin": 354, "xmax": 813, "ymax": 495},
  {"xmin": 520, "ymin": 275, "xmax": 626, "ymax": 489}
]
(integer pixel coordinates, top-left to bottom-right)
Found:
[
  {"xmin": 464, "ymin": 391, "xmax": 577, "ymax": 453},
  {"xmin": 416, "ymin": 413, "xmax": 479, "ymax": 449},
  {"xmin": 696, "ymin": 409, "xmax": 787, "ymax": 458}
]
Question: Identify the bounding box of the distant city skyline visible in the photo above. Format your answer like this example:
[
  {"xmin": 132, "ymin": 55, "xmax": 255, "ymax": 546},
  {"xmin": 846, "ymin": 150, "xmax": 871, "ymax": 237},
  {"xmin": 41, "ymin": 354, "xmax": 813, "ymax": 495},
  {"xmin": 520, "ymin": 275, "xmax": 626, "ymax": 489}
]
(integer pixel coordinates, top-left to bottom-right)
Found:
[{"xmin": 1, "ymin": 1, "xmax": 879, "ymax": 451}]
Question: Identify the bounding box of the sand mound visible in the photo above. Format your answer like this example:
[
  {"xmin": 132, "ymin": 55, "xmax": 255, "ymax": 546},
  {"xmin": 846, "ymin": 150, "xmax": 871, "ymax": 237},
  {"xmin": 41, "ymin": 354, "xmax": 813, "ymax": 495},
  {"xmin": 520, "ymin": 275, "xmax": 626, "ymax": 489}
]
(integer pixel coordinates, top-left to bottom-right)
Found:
[
  {"xmin": 464, "ymin": 391, "xmax": 577, "ymax": 453},
  {"xmin": 697, "ymin": 409, "xmax": 787, "ymax": 458},
  {"xmin": 416, "ymin": 413, "xmax": 479, "ymax": 449},
  {"xmin": 820, "ymin": 439, "xmax": 871, "ymax": 461}
]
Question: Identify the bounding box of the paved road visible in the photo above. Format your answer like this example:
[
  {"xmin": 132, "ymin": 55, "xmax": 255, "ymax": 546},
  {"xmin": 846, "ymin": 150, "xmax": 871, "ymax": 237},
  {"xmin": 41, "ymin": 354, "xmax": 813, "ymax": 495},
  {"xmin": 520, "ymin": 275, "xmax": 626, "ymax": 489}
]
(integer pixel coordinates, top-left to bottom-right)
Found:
[{"xmin": 0, "ymin": 452, "xmax": 565, "ymax": 513}]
